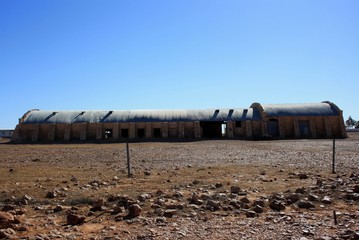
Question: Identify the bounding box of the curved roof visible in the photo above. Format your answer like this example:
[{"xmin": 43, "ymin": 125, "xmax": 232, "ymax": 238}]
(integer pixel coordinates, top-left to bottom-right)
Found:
[
  {"xmin": 252, "ymin": 101, "xmax": 341, "ymax": 117},
  {"xmin": 21, "ymin": 108, "xmax": 262, "ymax": 124}
]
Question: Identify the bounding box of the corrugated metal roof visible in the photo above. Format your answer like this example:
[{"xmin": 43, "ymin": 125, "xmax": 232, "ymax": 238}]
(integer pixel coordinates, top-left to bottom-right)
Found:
[
  {"xmin": 22, "ymin": 108, "xmax": 262, "ymax": 124},
  {"xmin": 260, "ymin": 102, "xmax": 340, "ymax": 117}
]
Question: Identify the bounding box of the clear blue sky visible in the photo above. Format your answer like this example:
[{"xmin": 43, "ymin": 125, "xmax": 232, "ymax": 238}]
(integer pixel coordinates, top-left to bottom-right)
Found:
[{"xmin": 1, "ymin": 0, "xmax": 358, "ymax": 129}]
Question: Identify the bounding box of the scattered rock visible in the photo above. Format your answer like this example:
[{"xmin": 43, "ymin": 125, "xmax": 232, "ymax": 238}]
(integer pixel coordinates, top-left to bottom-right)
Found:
[
  {"xmin": 53, "ymin": 205, "xmax": 63, "ymax": 212},
  {"xmin": 215, "ymin": 182, "xmax": 223, "ymax": 188},
  {"xmin": 297, "ymin": 200, "xmax": 315, "ymax": 209},
  {"xmin": 163, "ymin": 209, "xmax": 177, "ymax": 218},
  {"xmin": 1, "ymin": 205, "xmax": 15, "ymax": 212},
  {"xmin": 230, "ymin": 186, "xmax": 241, "ymax": 194},
  {"xmin": 252, "ymin": 205, "xmax": 264, "ymax": 213},
  {"xmin": 66, "ymin": 213, "xmax": 85, "ymax": 225},
  {"xmin": 246, "ymin": 210, "xmax": 257, "ymax": 218},
  {"xmin": 298, "ymin": 173, "xmax": 309, "ymax": 179},
  {"xmin": 0, "ymin": 211, "xmax": 15, "ymax": 229},
  {"xmin": 308, "ymin": 193, "xmax": 319, "ymax": 202},
  {"xmin": 286, "ymin": 193, "xmax": 300, "ymax": 204},
  {"xmin": 269, "ymin": 200, "xmax": 286, "ymax": 211},
  {"xmin": 124, "ymin": 204, "xmax": 142, "ymax": 219},
  {"xmin": 322, "ymin": 196, "xmax": 332, "ymax": 204},
  {"xmin": 46, "ymin": 191, "xmax": 57, "ymax": 198},
  {"xmin": 0, "ymin": 228, "xmax": 17, "ymax": 239}
]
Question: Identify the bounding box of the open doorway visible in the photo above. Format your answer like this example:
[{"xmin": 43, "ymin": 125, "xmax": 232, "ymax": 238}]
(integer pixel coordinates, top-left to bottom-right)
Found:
[
  {"xmin": 299, "ymin": 120, "xmax": 311, "ymax": 138},
  {"xmin": 267, "ymin": 119, "xmax": 279, "ymax": 137},
  {"xmin": 104, "ymin": 129, "xmax": 113, "ymax": 139},
  {"xmin": 200, "ymin": 121, "xmax": 224, "ymax": 138}
]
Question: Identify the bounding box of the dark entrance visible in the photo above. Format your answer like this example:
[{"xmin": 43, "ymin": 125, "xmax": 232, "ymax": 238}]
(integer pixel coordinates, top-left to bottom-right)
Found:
[
  {"xmin": 153, "ymin": 128, "xmax": 161, "ymax": 138},
  {"xmin": 267, "ymin": 119, "xmax": 279, "ymax": 137},
  {"xmin": 104, "ymin": 129, "xmax": 113, "ymax": 139},
  {"xmin": 200, "ymin": 121, "xmax": 223, "ymax": 138},
  {"xmin": 298, "ymin": 120, "xmax": 311, "ymax": 138},
  {"xmin": 137, "ymin": 128, "xmax": 145, "ymax": 138},
  {"xmin": 121, "ymin": 129, "xmax": 129, "ymax": 138}
]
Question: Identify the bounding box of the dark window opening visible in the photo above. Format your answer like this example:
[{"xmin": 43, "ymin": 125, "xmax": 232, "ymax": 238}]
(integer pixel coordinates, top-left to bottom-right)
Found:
[
  {"xmin": 121, "ymin": 129, "xmax": 129, "ymax": 138},
  {"xmin": 200, "ymin": 121, "xmax": 223, "ymax": 138},
  {"xmin": 153, "ymin": 128, "xmax": 161, "ymax": 138},
  {"xmin": 298, "ymin": 120, "xmax": 311, "ymax": 138},
  {"xmin": 104, "ymin": 129, "xmax": 113, "ymax": 139},
  {"xmin": 235, "ymin": 121, "xmax": 242, "ymax": 128},
  {"xmin": 268, "ymin": 119, "xmax": 279, "ymax": 137},
  {"xmin": 137, "ymin": 128, "xmax": 145, "ymax": 138}
]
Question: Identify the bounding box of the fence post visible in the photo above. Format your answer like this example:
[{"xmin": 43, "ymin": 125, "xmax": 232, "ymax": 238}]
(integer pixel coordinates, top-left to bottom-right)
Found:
[
  {"xmin": 332, "ymin": 138, "xmax": 336, "ymax": 174},
  {"xmin": 126, "ymin": 142, "xmax": 131, "ymax": 177}
]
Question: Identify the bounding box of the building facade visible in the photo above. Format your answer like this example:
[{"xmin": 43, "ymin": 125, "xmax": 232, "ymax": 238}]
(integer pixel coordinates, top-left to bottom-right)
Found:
[{"xmin": 11, "ymin": 101, "xmax": 347, "ymax": 143}]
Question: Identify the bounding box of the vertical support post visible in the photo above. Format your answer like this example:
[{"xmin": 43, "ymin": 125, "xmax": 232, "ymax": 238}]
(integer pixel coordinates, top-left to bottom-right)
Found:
[
  {"xmin": 332, "ymin": 138, "xmax": 336, "ymax": 174},
  {"xmin": 126, "ymin": 142, "xmax": 131, "ymax": 178},
  {"xmin": 333, "ymin": 210, "xmax": 337, "ymax": 225}
]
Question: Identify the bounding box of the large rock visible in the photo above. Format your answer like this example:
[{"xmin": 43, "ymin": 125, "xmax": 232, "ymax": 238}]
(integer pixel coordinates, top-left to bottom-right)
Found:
[
  {"xmin": 297, "ymin": 200, "xmax": 315, "ymax": 209},
  {"xmin": 66, "ymin": 213, "xmax": 85, "ymax": 225},
  {"xmin": 269, "ymin": 200, "xmax": 286, "ymax": 211},
  {"xmin": 0, "ymin": 211, "xmax": 15, "ymax": 229},
  {"xmin": 125, "ymin": 204, "xmax": 142, "ymax": 219},
  {"xmin": 230, "ymin": 186, "xmax": 241, "ymax": 194},
  {"xmin": 0, "ymin": 228, "xmax": 17, "ymax": 239}
]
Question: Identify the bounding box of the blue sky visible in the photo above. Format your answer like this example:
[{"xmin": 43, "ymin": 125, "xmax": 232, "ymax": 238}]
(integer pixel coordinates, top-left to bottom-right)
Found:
[{"xmin": 1, "ymin": 0, "xmax": 358, "ymax": 129}]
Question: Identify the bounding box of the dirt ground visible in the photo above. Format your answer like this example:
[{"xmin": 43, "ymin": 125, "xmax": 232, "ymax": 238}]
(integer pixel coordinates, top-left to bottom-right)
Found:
[{"xmin": 0, "ymin": 133, "xmax": 358, "ymax": 239}]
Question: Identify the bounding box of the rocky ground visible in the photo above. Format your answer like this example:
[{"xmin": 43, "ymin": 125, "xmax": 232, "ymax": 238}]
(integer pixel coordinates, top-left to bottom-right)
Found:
[{"xmin": 0, "ymin": 133, "xmax": 358, "ymax": 239}]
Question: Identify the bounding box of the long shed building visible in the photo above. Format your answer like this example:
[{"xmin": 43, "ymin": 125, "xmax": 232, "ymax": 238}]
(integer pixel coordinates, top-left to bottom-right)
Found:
[{"xmin": 11, "ymin": 101, "xmax": 347, "ymax": 142}]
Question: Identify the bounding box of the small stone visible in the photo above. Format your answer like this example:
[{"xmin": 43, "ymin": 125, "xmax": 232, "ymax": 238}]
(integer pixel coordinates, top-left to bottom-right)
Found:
[
  {"xmin": 246, "ymin": 210, "xmax": 257, "ymax": 218},
  {"xmin": 215, "ymin": 182, "xmax": 223, "ymax": 188},
  {"xmin": 269, "ymin": 200, "xmax": 286, "ymax": 211},
  {"xmin": 252, "ymin": 205, "xmax": 263, "ymax": 213},
  {"xmin": 295, "ymin": 187, "xmax": 306, "ymax": 194},
  {"xmin": 46, "ymin": 191, "xmax": 57, "ymax": 198},
  {"xmin": 0, "ymin": 228, "xmax": 17, "ymax": 239},
  {"xmin": 253, "ymin": 199, "xmax": 266, "ymax": 207},
  {"xmin": 297, "ymin": 200, "xmax": 315, "ymax": 209},
  {"xmin": 230, "ymin": 186, "xmax": 241, "ymax": 194},
  {"xmin": 2, "ymin": 205, "xmax": 15, "ymax": 212},
  {"xmin": 240, "ymin": 197, "xmax": 250, "ymax": 204},
  {"xmin": 67, "ymin": 213, "xmax": 85, "ymax": 225},
  {"xmin": 192, "ymin": 180, "xmax": 200, "ymax": 185},
  {"xmin": 53, "ymin": 205, "xmax": 63, "ymax": 212},
  {"xmin": 124, "ymin": 204, "xmax": 142, "ymax": 219},
  {"xmin": 322, "ymin": 196, "xmax": 332, "ymax": 204},
  {"xmin": 138, "ymin": 193, "xmax": 151, "ymax": 202},
  {"xmin": 286, "ymin": 193, "xmax": 300, "ymax": 204},
  {"xmin": 298, "ymin": 173, "xmax": 309, "ymax": 179},
  {"xmin": 0, "ymin": 211, "xmax": 15, "ymax": 228},
  {"xmin": 163, "ymin": 209, "xmax": 177, "ymax": 218},
  {"xmin": 308, "ymin": 193, "xmax": 319, "ymax": 201},
  {"xmin": 144, "ymin": 170, "xmax": 151, "ymax": 176}
]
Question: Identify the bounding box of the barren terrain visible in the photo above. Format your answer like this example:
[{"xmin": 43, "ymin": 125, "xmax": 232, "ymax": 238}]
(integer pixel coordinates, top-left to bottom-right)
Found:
[{"xmin": 0, "ymin": 133, "xmax": 358, "ymax": 239}]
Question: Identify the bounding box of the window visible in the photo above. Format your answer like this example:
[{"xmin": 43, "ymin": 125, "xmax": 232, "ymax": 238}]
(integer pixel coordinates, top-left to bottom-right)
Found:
[
  {"xmin": 137, "ymin": 128, "xmax": 145, "ymax": 138},
  {"xmin": 121, "ymin": 129, "xmax": 129, "ymax": 138},
  {"xmin": 235, "ymin": 121, "xmax": 242, "ymax": 128},
  {"xmin": 104, "ymin": 129, "xmax": 113, "ymax": 139},
  {"xmin": 153, "ymin": 128, "xmax": 161, "ymax": 138}
]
